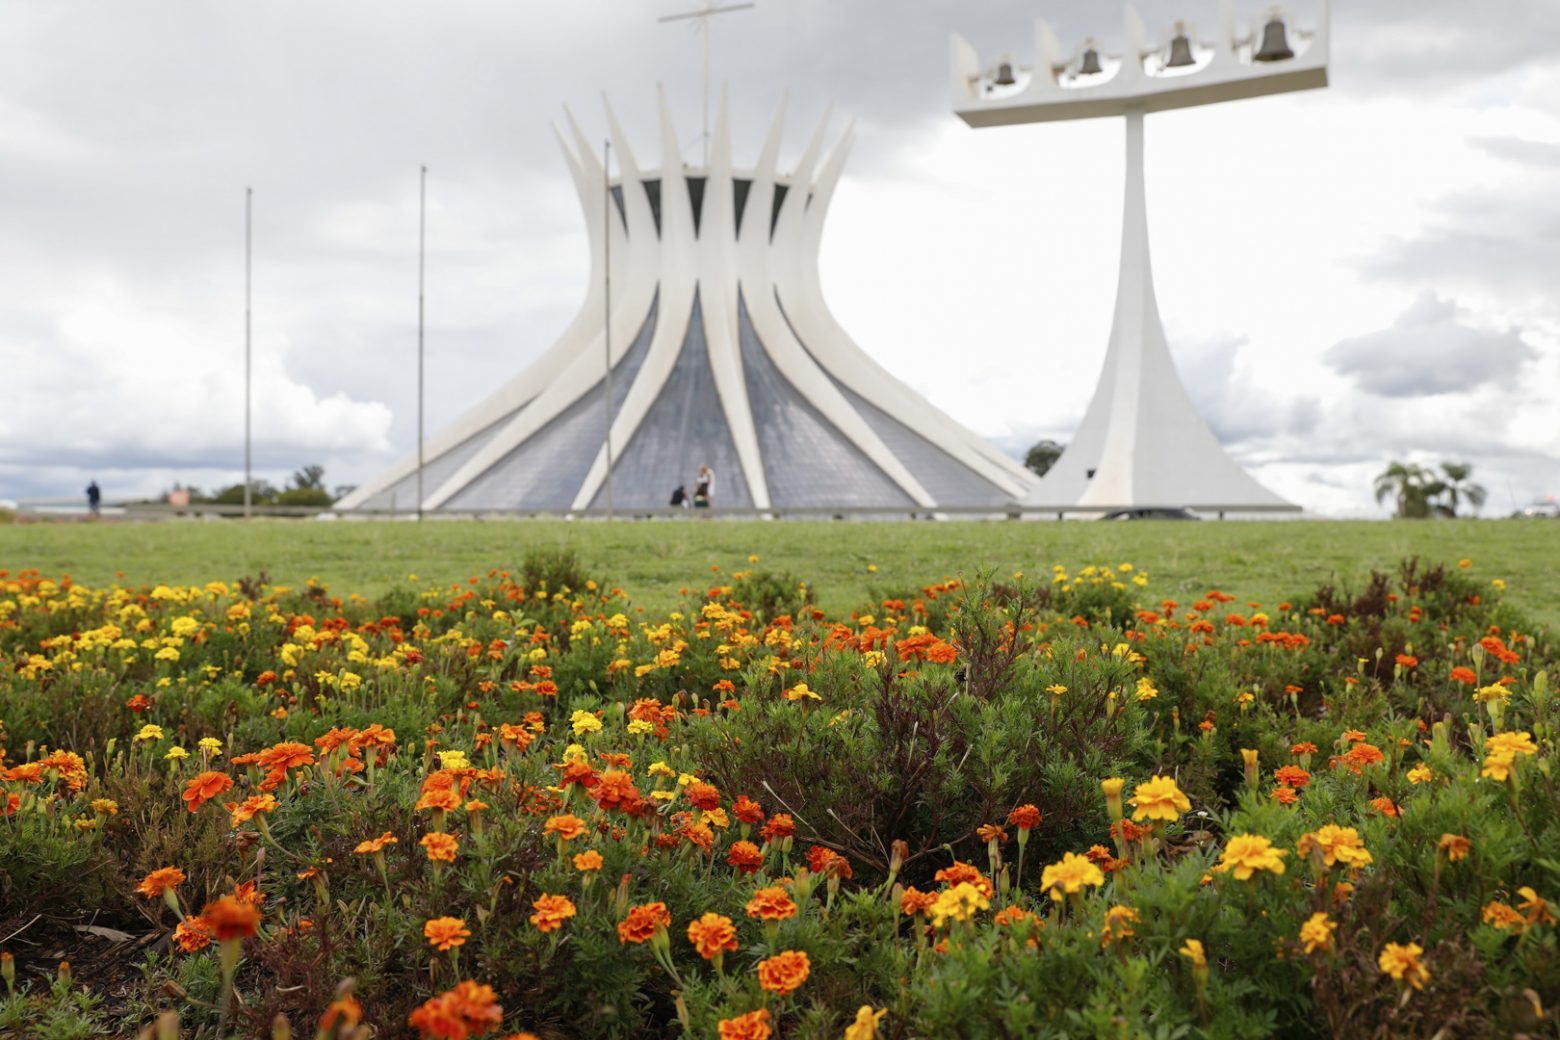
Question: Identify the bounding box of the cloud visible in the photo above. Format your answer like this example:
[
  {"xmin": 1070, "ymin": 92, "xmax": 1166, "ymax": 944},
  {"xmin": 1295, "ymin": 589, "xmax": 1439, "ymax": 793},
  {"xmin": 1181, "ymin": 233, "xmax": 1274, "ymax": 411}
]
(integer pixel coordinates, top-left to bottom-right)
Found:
[{"xmin": 1324, "ymin": 292, "xmax": 1536, "ymax": 397}]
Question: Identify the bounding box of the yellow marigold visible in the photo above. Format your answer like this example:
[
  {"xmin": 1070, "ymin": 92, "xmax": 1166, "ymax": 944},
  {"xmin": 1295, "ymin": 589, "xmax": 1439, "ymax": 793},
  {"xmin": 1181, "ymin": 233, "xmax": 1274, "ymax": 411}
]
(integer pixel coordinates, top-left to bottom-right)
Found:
[
  {"xmin": 929, "ymin": 882, "xmax": 989, "ymax": 928},
  {"xmin": 1406, "ymin": 764, "xmax": 1433, "ymax": 785},
  {"xmin": 1378, "ymin": 942, "xmax": 1429, "ymax": 990},
  {"xmin": 1179, "ymin": 938, "xmax": 1207, "ymax": 968},
  {"xmin": 1297, "ymin": 825, "xmax": 1373, "ymax": 870},
  {"xmin": 1040, "ymin": 852, "xmax": 1105, "ymax": 901},
  {"xmin": 1099, "ymin": 904, "xmax": 1139, "ymax": 945},
  {"xmin": 1481, "ymin": 731, "xmax": 1538, "ymax": 782},
  {"xmin": 843, "ymin": 1006, "xmax": 887, "ymax": 1040},
  {"xmin": 1212, "ymin": 834, "xmax": 1287, "ymax": 880},
  {"xmin": 1300, "ymin": 912, "xmax": 1336, "ymax": 953},
  {"xmin": 1128, "ymin": 775, "xmax": 1190, "ymax": 823}
]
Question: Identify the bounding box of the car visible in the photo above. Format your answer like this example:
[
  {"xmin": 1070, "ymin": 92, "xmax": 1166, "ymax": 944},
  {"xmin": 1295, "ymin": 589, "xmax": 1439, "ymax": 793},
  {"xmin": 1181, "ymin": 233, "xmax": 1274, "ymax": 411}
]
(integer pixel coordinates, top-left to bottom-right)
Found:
[
  {"xmin": 1099, "ymin": 507, "xmax": 1201, "ymax": 521},
  {"xmin": 1514, "ymin": 501, "xmax": 1559, "ymax": 519}
]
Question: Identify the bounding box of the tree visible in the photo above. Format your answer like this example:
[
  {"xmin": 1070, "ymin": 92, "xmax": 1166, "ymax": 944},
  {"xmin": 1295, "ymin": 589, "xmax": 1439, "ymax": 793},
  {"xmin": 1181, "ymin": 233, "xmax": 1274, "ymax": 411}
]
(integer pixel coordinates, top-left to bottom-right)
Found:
[
  {"xmin": 1373, "ymin": 459, "xmax": 1486, "ymax": 518},
  {"xmin": 1435, "ymin": 461, "xmax": 1486, "ymax": 517},
  {"xmin": 1025, "ymin": 439, "xmax": 1065, "ymax": 478},
  {"xmin": 1373, "ymin": 461, "xmax": 1440, "ymax": 519},
  {"xmin": 276, "ymin": 464, "xmax": 334, "ymax": 507},
  {"xmin": 292, "ymin": 465, "xmax": 326, "ymax": 491}
]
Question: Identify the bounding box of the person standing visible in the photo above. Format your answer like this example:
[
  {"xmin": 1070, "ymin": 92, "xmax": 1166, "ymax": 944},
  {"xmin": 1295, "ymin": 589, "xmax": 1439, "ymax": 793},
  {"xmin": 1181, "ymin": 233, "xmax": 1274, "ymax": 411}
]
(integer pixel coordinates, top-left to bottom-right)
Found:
[
  {"xmin": 693, "ymin": 464, "xmax": 713, "ymax": 510},
  {"xmin": 86, "ymin": 480, "xmax": 102, "ymax": 517}
]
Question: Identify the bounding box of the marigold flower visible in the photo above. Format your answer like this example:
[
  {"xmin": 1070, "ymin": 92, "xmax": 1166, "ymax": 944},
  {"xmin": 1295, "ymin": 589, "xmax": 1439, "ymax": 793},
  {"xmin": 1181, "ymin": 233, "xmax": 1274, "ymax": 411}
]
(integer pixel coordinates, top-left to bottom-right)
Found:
[
  {"xmin": 1008, "ymin": 804, "xmax": 1042, "ymax": 830},
  {"xmin": 1212, "ymin": 834, "xmax": 1287, "ymax": 880},
  {"xmin": 717, "ymin": 1009, "xmax": 772, "ymax": 1040},
  {"xmin": 1482, "ymin": 900, "xmax": 1525, "ymax": 930},
  {"xmin": 1179, "ymin": 938, "xmax": 1207, "ymax": 968},
  {"xmin": 975, "ymin": 823, "xmax": 1008, "ymax": 844},
  {"xmin": 1378, "ymin": 942, "xmax": 1429, "ymax": 990},
  {"xmin": 618, "ymin": 901, "xmax": 672, "ymax": 944},
  {"xmin": 1300, "ymin": 912, "xmax": 1337, "ymax": 953},
  {"xmin": 355, "ymin": 831, "xmax": 398, "ymax": 854},
  {"xmin": 1273, "ymin": 765, "xmax": 1310, "ymax": 789},
  {"xmin": 901, "ymin": 886, "xmax": 937, "ymax": 917},
  {"xmin": 930, "ymin": 882, "xmax": 989, "ymax": 928},
  {"xmin": 1297, "ymin": 825, "xmax": 1373, "ymax": 869},
  {"xmin": 1041, "ymin": 852, "xmax": 1105, "ymax": 901},
  {"xmin": 422, "ymin": 832, "xmax": 459, "ymax": 863},
  {"xmin": 755, "ymin": 950, "xmax": 810, "ymax": 996},
  {"xmin": 529, "ymin": 894, "xmax": 577, "ymax": 934},
  {"xmin": 1128, "ymin": 775, "xmax": 1190, "ymax": 822},
  {"xmin": 745, "ymin": 885, "xmax": 797, "ymax": 921},
  {"xmin": 727, "ymin": 840, "xmax": 764, "ymax": 874},
  {"xmin": 543, "ymin": 813, "xmax": 588, "ymax": 841},
  {"xmin": 1099, "ymin": 904, "xmax": 1139, "ymax": 945},
  {"xmin": 226, "ymin": 793, "xmax": 278, "ymax": 826},
  {"xmin": 407, "ymin": 980, "xmax": 504, "ymax": 1040},
  {"xmin": 201, "ymin": 895, "xmax": 261, "ymax": 941},
  {"xmin": 182, "ymin": 770, "xmax": 234, "ymax": 812},
  {"xmin": 685, "ymin": 780, "xmax": 721, "ymax": 810},
  {"xmin": 1438, "ymin": 833, "xmax": 1471, "ymax": 862},
  {"xmin": 425, "ymin": 916, "xmax": 472, "ymax": 951},
  {"xmin": 732, "ymin": 795, "xmax": 764, "ymax": 824},
  {"xmin": 1518, "ymin": 886, "xmax": 1556, "ymax": 927},
  {"xmin": 843, "ymin": 1006, "xmax": 886, "ymax": 1040},
  {"xmin": 137, "ymin": 866, "xmax": 187, "ymax": 899},
  {"xmin": 573, "ymin": 849, "xmax": 604, "ymax": 872},
  {"xmin": 173, "ymin": 915, "xmax": 215, "ymax": 952},
  {"xmin": 687, "ymin": 912, "xmax": 739, "ymax": 960},
  {"xmin": 759, "ymin": 813, "xmax": 795, "ymax": 842}
]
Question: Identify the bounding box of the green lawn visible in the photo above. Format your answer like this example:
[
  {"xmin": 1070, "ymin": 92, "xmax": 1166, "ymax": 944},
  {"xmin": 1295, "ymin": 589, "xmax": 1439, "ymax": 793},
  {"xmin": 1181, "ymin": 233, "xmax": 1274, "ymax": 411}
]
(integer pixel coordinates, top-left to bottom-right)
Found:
[{"xmin": 2, "ymin": 517, "xmax": 1555, "ymax": 628}]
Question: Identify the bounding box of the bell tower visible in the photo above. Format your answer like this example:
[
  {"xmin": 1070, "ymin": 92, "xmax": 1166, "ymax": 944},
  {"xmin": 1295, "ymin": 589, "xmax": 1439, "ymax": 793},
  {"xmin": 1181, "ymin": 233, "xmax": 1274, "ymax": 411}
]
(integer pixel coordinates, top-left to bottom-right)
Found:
[{"xmin": 951, "ymin": 2, "xmax": 1329, "ymax": 514}]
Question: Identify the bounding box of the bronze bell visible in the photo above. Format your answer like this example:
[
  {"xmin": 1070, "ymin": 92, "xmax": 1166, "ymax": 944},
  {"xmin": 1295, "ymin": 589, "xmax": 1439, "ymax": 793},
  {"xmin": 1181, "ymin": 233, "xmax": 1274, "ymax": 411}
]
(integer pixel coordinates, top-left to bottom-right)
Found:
[
  {"xmin": 1078, "ymin": 47, "xmax": 1103, "ymax": 75},
  {"xmin": 1253, "ymin": 15, "xmax": 1294, "ymax": 61},
  {"xmin": 1166, "ymin": 32, "xmax": 1196, "ymax": 68},
  {"xmin": 994, "ymin": 61, "xmax": 1016, "ymax": 86}
]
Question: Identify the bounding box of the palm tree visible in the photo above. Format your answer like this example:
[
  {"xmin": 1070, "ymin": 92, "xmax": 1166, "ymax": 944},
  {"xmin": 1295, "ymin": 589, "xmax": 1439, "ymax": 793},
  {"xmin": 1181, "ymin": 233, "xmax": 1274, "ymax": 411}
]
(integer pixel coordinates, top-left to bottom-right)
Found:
[
  {"xmin": 1373, "ymin": 461, "xmax": 1438, "ymax": 519},
  {"xmin": 1435, "ymin": 461, "xmax": 1487, "ymax": 517}
]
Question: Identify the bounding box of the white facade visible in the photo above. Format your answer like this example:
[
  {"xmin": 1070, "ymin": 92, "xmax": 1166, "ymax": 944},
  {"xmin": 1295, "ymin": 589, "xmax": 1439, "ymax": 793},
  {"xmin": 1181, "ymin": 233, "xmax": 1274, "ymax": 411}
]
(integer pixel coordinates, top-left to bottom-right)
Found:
[
  {"xmin": 340, "ymin": 88, "xmax": 1037, "ymax": 515},
  {"xmin": 951, "ymin": 2, "xmax": 1327, "ymax": 513}
]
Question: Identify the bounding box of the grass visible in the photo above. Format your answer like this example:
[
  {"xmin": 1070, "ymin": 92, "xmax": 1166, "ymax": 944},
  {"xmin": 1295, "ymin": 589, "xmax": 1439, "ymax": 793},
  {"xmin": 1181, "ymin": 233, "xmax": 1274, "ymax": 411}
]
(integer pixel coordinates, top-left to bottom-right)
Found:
[{"xmin": 2, "ymin": 517, "xmax": 1555, "ymax": 629}]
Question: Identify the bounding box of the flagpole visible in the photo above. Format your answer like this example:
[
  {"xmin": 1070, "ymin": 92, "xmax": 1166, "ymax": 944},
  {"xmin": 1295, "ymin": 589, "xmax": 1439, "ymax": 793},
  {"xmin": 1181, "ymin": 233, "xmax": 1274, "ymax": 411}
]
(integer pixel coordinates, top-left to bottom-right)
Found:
[
  {"xmin": 603, "ymin": 139, "xmax": 615, "ymax": 522},
  {"xmin": 417, "ymin": 165, "xmax": 427, "ymax": 522},
  {"xmin": 244, "ymin": 187, "xmax": 253, "ymax": 521}
]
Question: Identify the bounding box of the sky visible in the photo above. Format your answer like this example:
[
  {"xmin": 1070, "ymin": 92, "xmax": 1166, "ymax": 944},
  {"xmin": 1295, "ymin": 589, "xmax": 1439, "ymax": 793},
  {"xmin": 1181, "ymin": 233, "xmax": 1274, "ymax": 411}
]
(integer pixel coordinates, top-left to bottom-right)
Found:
[{"xmin": 1, "ymin": 0, "xmax": 1556, "ymax": 516}]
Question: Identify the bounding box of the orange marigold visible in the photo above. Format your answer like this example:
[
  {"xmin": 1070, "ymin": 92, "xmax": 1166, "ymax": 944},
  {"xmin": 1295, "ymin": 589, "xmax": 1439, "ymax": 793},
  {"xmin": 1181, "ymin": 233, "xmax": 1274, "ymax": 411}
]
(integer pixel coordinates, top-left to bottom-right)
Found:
[
  {"xmin": 755, "ymin": 950, "xmax": 811, "ymax": 996},
  {"xmin": 173, "ymin": 915, "xmax": 215, "ymax": 952},
  {"xmin": 543, "ymin": 813, "xmax": 588, "ymax": 841},
  {"xmin": 717, "ymin": 1009, "xmax": 772, "ymax": 1040},
  {"xmin": 422, "ymin": 832, "xmax": 460, "ymax": 863},
  {"xmin": 686, "ymin": 912, "xmax": 739, "ymax": 960},
  {"xmin": 573, "ymin": 849, "xmax": 604, "ymax": 872},
  {"xmin": 618, "ymin": 901, "xmax": 672, "ymax": 944},
  {"xmin": 136, "ymin": 866, "xmax": 186, "ymax": 899},
  {"xmin": 1008, "ymin": 804, "xmax": 1042, "ymax": 830},
  {"xmin": 727, "ymin": 840, "xmax": 764, "ymax": 874},
  {"xmin": 529, "ymin": 894, "xmax": 577, "ymax": 933},
  {"xmin": 745, "ymin": 885, "xmax": 797, "ymax": 922},
  {"xmin": 200, "ymin": 895, "xmax": 261, "ymax": 941},
  {"xmin": 182, "ymin": 771, "xmax": 233, "ymax": 812},
  {"xmin": 355, "ymin": 831, "xmax": 398, "ymax": 854},
  {"xmin": 407, "ymin": 980, "xmax": 504, "ymax": 1040},
  {"xmin": 732, "ymin": 795, "xmax": 765, "ymax": 824},
  {"xmin": 425, "ymin": 916, "xmax": 472, "ymax": 951}
]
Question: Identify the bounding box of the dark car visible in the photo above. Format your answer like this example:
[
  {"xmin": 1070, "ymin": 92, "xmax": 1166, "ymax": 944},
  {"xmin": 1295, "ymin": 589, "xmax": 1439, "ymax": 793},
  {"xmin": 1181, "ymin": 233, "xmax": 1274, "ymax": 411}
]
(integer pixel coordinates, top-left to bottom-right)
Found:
[{"xmin": 1099, "ymin": 508, "xmax": 1201, "ymax": 521}]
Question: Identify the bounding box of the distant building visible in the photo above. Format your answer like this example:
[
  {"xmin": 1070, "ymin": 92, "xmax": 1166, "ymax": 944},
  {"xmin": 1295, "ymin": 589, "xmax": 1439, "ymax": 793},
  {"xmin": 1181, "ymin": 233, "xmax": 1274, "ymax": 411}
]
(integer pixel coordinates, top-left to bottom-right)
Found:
[{"xmin": 339, "ymin": 90, "xmax": 1036, "ymax": 515}]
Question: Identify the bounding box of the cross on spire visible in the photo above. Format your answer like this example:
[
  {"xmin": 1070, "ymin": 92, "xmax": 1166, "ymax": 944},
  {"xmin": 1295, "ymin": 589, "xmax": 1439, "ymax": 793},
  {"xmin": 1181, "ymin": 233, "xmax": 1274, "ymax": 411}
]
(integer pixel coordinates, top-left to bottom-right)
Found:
[{"xmin": 658, "ymin": 1, "xmax": 755, "ymax": 167}]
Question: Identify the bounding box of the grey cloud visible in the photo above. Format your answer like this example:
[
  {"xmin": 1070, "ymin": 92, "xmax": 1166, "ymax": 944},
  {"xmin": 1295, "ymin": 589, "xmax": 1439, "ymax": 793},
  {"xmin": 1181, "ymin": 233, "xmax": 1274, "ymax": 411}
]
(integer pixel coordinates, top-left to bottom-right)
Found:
[
  {"xmin": 1177, "ymin": 336, "xmax": 1322, "ymax": 443},
  {"xmin": 1473, "ymin": 136, "xmax": 1560, "ymax": 167},
  {"xmin": 1325, "ymin": 292, "xmax": 1536, "ymax": 397}
]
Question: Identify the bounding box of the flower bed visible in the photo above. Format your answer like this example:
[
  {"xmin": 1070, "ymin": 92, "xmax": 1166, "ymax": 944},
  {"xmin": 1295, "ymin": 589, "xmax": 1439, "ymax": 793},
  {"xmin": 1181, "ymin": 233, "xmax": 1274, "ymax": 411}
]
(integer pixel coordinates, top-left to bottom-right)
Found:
[{"xmin": 0, "ymin": 556, "xmax": 1555, "ymax": 1039}]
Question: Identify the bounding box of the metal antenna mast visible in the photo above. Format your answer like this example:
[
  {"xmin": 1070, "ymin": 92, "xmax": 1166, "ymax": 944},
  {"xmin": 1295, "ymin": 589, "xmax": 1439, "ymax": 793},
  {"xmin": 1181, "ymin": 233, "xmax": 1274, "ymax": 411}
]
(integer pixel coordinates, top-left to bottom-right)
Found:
[
  {"xmin": 417, "ymin": 165, "xmax": 427, "ymax": 522},
  {"xmin": 658, "ymin": 1, "xmax": 754, "ymax": 166}
]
